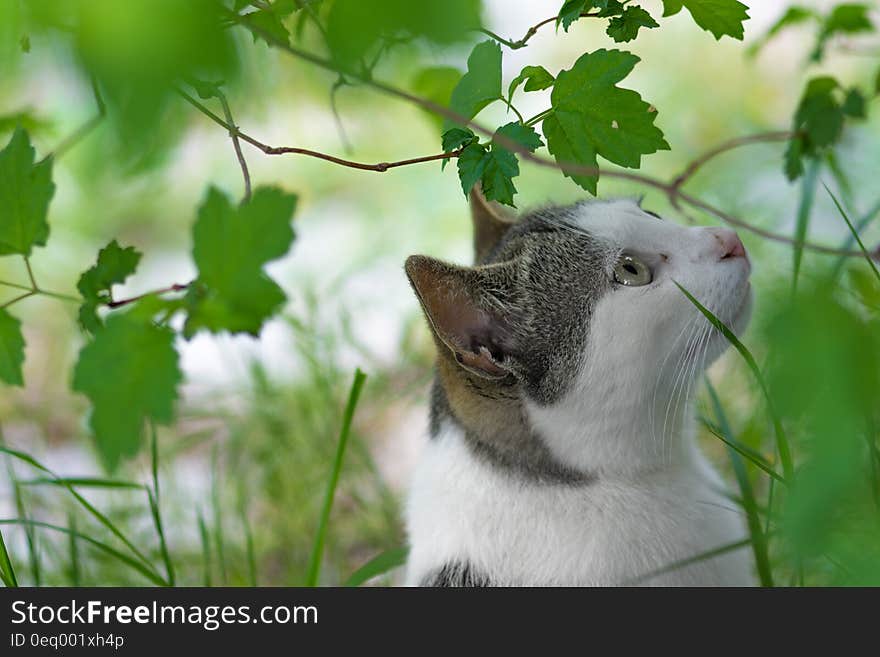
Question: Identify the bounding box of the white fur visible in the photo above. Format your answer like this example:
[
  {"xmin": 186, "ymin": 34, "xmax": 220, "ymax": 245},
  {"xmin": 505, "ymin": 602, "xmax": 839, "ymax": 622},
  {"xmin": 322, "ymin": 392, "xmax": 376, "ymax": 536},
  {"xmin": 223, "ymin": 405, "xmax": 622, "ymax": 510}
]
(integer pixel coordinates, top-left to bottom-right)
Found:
[{"xmin": 406, "ymin": 200, "xmax": 755, "ymax": 586}]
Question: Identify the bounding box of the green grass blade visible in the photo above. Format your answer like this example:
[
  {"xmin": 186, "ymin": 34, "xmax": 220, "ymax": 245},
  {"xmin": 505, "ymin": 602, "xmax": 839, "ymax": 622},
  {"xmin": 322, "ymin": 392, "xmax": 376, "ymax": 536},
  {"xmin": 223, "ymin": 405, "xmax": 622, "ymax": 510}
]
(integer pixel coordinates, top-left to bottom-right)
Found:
[
  {"xmin": 792, "ymin": 158, "xmax": 820, "ymax": 293},
  {"xmin": 675, "ymin": 283, "xmax": 794, "ymax": 480},
  {"xmin": 0, "ymin": 446, "xmax": 166, "ymax": 585},
  {"xmin": 699, "ymin": 417, "xmax": 786, "ymax": 485},
  {"xmin": 0, "ymin": 519, "xmax": 166, "ymax": 586},
  {"xmin": 344, "ymin": 546, "xmax": 408, "ymax": 587},
  {"xmin": 705, "ymin": 380, "xmax": 774, "ymax": 587},
  {"xmin": 305, "ymin": 367, "xmax": 367, "ymax": 586},
  {"xmin": 67, "ymin": 513, "xmax": 81, "ymax": 586},
  {"xmin": 626, "ymin": 538, "xmax": 755, "ymax": 585},
  {"xmin": 197, "ymin": 510, "xmax": 213, "ymax": 587},
  {"xmin": 147, "ymin": 489, "xmax": 175, "ymax": 587},
  {"xmin": 829, "ymin": 197, "xmax": 880, "ymax": 283},
  {"xmin": 147, "ymin": 422, "xmax": 174, "ymax": 586},
  {"xmin": 18, "ymin": 477, "xmax": 143, "ymax": 489},
  {"xmin": 0, "ymin": 525, "xmax": 18, "ymax": 587},
  {"xmin": 824, "ymin": 183, "xmax": 880, "ymax": 283},
  {"xmin": 210, "ymin": 446, "xmax": 226, "ymax": 585},
  {"xmin": 239, "ymin": 501, "xmax": 257, "ymax": 586},
  {"xmin": 8, "ymin": 462, "xmax": 40, "ymax": 586}
]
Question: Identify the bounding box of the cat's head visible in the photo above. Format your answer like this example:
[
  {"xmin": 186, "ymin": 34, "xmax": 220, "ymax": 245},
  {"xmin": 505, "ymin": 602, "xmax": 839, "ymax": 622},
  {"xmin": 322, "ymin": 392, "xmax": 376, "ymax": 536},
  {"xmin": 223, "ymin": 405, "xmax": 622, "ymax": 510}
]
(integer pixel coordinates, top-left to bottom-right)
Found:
[{"xmin": 406, "ymin": 187, "xmax": 752, "ymax": 470}]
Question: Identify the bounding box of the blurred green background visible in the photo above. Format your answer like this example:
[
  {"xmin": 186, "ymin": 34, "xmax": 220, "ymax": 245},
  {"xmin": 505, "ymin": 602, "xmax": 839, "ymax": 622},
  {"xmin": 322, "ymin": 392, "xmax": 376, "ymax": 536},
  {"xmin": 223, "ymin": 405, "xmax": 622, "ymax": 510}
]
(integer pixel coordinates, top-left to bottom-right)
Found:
[{"xmin": 0, "ymin": 0, "xmax": 878, "ymax": 586}]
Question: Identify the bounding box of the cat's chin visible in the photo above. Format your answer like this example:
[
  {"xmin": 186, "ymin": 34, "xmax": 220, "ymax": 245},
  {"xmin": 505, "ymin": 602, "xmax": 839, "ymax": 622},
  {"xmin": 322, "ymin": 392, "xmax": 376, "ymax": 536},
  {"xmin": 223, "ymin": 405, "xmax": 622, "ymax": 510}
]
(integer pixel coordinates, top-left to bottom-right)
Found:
[{"xmin": 729, "ymin": 280, "xmax": 753, "ymax": 337}]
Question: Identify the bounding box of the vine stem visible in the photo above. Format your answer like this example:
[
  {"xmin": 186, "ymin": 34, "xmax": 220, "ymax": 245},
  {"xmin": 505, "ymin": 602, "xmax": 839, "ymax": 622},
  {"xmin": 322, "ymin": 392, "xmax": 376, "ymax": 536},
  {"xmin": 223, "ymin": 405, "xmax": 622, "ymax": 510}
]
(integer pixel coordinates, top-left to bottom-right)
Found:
[
  {"xmin": 216, "ymin": 89, "xmax": 252, "ymax": 202},
  {"xmin": 477, "ymin": 11, "xmax": 602, "ymax": 50},
  {"xmin": 176, "ymin": 86, "xmax": 461, "ymax": 171},
  {"xmin": 44, "ymin": 75, "xmax": 106, "ymax": 161},
  {"xmin": 218, "ymin": 16, "xmax": 880, "ymax": 261},
  {"xmin": 106, "ymin": 283, "xmax": 190, "ymax": 309}
]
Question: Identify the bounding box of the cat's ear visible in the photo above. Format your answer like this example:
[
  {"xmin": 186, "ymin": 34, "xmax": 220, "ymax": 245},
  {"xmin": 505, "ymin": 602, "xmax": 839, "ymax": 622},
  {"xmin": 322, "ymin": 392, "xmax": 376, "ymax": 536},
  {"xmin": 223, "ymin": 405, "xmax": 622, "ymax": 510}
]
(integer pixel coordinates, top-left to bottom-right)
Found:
[
  {"xmin": 405, "ymin": 255, "xmax": 518, "ymax": 380},
  {"xmin": 470, "ymin": 182, "xmax": 516, "ymax": 263}
]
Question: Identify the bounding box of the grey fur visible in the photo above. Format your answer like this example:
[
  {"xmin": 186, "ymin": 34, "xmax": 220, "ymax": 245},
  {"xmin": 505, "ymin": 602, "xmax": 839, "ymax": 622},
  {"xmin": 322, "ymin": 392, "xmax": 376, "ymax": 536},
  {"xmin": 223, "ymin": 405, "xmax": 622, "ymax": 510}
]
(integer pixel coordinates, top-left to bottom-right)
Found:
[{"xmin": 412, "ymin": 201, "xmax": 620, "ymax": 485}]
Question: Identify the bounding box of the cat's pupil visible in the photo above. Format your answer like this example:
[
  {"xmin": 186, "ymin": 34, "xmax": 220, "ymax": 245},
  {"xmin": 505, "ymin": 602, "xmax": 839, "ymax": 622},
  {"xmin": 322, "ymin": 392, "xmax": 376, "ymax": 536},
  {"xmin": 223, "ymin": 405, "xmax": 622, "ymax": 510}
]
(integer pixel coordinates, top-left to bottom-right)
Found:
[{"xmin": 624, "ymin": 263, "xmax": 638, "ymax": 275}]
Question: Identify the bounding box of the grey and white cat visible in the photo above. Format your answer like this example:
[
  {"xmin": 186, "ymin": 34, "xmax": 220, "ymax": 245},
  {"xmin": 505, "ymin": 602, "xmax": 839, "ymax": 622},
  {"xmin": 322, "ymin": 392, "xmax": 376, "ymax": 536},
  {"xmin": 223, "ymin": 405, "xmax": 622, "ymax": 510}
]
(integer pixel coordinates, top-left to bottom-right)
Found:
[{"xmin": 403, "ymin": 187, "xmax": 754, "ymax": 586}]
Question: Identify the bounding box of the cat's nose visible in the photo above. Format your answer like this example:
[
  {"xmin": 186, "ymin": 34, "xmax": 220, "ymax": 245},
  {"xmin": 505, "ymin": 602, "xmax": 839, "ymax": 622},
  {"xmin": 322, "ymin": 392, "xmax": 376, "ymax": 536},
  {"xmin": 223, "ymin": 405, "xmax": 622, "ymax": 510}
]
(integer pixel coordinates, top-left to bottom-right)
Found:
[{"xmin": 707, "ymin": 228, "xmax": 747, "ymax": 262}]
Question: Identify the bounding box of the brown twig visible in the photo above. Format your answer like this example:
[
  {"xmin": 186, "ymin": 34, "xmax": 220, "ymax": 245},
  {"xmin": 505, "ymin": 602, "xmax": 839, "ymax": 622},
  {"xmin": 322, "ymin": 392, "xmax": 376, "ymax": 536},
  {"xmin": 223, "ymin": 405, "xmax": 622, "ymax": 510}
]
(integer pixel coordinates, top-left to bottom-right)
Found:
[
  {"xmin": 670, "ymin": 131, "xmax": 795, "ymax": 197},
  {"xmin": 176, "ymin": 87, "xmax": 462, "ymax": 171},
  {"xmin": 214, "ymin": 15, "xmax": 880, "ymax": 261},
  {"xmin": 45, "ymin": 75, "xmax": 106, "ymax": 161},
  {"xmin": 216, "ymin": 90, "xmax": 252, "ymax": 201},
  {"xmin": 478, "ymin": 11, "xmax": 601, "ymax": 49},
  {"xmin": 106, "ymin": 283, "xmax": 190, "ymax": 309}
]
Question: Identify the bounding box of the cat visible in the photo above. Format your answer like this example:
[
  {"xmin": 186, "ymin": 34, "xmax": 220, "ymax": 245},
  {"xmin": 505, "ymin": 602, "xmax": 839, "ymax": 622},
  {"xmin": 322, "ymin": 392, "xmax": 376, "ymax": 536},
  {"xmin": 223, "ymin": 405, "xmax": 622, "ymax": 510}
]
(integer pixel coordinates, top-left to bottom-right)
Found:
[{"xmin": 403, "ymin": 186, "xmax": 754, "ymax": 586}]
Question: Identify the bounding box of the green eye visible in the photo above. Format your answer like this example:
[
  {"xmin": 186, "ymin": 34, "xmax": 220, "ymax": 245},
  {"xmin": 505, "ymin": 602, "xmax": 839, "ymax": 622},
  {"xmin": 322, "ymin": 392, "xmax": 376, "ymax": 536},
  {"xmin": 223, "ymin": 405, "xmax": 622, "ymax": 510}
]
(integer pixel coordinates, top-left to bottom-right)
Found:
[{"xmin": 613, "ymin": 253, "xmax": 652, "ymax": 286}]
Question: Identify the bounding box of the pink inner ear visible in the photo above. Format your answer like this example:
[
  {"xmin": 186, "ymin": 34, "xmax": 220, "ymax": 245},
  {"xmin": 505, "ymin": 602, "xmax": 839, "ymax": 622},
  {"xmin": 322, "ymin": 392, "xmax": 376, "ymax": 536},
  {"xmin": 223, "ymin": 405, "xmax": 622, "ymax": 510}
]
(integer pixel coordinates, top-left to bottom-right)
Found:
[{"xmin": 406, "ymin": 256, "xmax": 509, "ymax": 378}]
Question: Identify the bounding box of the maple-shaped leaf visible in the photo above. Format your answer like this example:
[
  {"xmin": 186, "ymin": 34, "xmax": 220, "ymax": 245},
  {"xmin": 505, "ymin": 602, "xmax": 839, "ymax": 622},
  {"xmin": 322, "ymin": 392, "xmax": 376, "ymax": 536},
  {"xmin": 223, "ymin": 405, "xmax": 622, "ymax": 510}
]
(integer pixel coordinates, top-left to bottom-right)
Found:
[
  {"xmin": 543, "ymin": 49, "xmax": 669, "ymax": 195},
  {"xmin": 0, "ymin": 309, "xmax": 25, "ymax": 387},
  {"xmin": 445, "ymin": 40, "xmax": 502, "ymax": 130},
  {"xmin": 184, "ymin": 186, "xmax": 297, "ymax": 337},
  {"xmin": 76, "ymin": 240, "xmax": 143, "ymax": 333},
  {"xmin": 72, "ymin": 311, "xmax": 182, "ymax": 472},
  {"xmin": 0, "ymin": 128, "xmax": 55, "ymax": 257},
  {"xmin": 607, "ymin": 6, "xmax": 659, "ymax": 43},
  {"xmin": 661, "ymin": 0, "xmax": 749, "ymax": 40}
]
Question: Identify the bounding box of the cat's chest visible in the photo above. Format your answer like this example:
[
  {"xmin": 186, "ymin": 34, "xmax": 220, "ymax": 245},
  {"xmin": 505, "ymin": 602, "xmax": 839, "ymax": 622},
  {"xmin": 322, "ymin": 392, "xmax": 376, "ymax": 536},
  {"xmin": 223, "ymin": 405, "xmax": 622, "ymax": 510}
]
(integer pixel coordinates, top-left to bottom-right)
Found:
[{"xmin": 405, "ymin": 425, "xmax": 750, "ymax": 586}]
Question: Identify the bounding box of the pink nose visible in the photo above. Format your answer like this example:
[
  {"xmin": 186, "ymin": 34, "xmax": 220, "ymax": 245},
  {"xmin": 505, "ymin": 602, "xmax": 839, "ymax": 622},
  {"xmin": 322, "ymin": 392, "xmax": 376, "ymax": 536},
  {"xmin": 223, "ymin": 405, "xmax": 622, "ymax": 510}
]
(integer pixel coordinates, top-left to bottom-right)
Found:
[{"xmin": 712, "ymin": 228, "xmax": 747, "ymax": 261}]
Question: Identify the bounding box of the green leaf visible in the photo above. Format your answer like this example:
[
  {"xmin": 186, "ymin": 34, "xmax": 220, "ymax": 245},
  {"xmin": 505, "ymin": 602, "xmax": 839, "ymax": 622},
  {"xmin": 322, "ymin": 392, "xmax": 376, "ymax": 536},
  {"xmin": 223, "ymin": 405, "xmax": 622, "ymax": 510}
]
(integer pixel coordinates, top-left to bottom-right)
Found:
[
  {"xmin": 456, "ymin": 142, "xmax": 491, "ymax": 197},
  {"xmin": 245, "ymin": 7, "xmax": 290, "ymax": 47},
  {"xmin": 748, "ymin": 6, "xmax": 818, "ymax": 56},
  {"xmin": 606, "ymin": 6, "xmax": 659, "ymax": 43},
  {"xmin": 558, "ymin": 1, "xmax": 587, "ymax": 32},
  {"xmin": 326, "ymin": 0, "xmax": 481, "ymax": 64},
  {"xmin": 184, "ymin": 186, "xmax": 297, "ymax": 338},
  {"xmin": 842, "ymin": 88, "xmax": 866, "ymax": 118},
  {"xmin": 661, "ymin": 0, "xmax": 749, "ymax": 40},
  {"xmin": 445, "ymin": 40, "xmax": 502, "ymax": 130},
  {"xmin": 495, "ymin": 122, "xmax": 543, "ymax": 152},
  {"xmin": 0, "ymin": 308, "xmax": 25, "ymax": 387},
  {"xmin": 0, "ymin": 128, "xmax": 54, "ymax": 257},
  {"xmin": 507, "ymin": 65, "xmax": 555, "ymax": 104},
  {"xmin": 76, "ymin": 240, "xmax": 142, "ymax": 333},
  {"xmin": 543, "ymin": 49, "xmax": 669, "ymax": 195},
  {"xmin": 72, "ymin": 312, "xmax": 182, "ymax": 472},
  {"xmin": 412, "ymin": 66, "xmax": 462, "ymax": 129},
  {"xmin": 454, "ymin": 123, "xmax": 540, "ymax": 207},
  {"xmin": 813, "ymin": 3, "xmax": 873, "ymax": 61},
  {"xmin": 441, "ymin": 127, "xmax": 477, "ymax": 152},
  {"xmin": 784, "ymin": 77, "xmax": 865, "ymax": 181}
]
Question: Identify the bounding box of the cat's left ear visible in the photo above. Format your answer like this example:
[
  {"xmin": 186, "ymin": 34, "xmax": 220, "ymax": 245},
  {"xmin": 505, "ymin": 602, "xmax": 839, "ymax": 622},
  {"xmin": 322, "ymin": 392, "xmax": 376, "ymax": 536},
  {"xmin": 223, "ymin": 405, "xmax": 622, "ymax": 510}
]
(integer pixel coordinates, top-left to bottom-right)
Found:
[{"xmin": 405, "ymin": 255, "xmax": 519, "ymax": 380}]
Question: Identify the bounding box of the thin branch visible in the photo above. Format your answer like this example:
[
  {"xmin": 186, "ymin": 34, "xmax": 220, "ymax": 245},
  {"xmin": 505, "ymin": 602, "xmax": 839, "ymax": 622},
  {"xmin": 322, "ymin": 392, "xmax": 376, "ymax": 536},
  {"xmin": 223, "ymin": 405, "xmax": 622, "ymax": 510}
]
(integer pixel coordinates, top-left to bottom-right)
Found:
[
  {"xmin": 222, "ymin": 16, "xmax": 880, "ymax": 261},
  {"xmin": 176, "ymin": 87, "xmax": 461, "ymax": 171},
  {"xmin": 106, "ymin": 283, "xmax": 190, "ymax": 309},
  {"xmin": 0, "ymin": 291, "xmax": 36, "ymax": 310},
  {"xmin": 499, "ymin": 96, "xmax": 526, "ymax": 124},
  {"xmin": 23, "ymin": 257, "xmax": 37, "ymax": 290},
  {"xmin": 46, "ymin": 75, "xmax": 106, "ymax": 161},
  {"xmin": 478, "ymin": 11, "xmax": 601, "ymax": 50},
  {"xmin": 670, "ymin": 131, "xmax": 795, "ymax": 194},
  {"xmin": 216, "ymin": 90, "xmax": 252, "ymax": 201},
  {"xmin": 0, "ymin": 279, "xmax": 31, "ymax": 293}
]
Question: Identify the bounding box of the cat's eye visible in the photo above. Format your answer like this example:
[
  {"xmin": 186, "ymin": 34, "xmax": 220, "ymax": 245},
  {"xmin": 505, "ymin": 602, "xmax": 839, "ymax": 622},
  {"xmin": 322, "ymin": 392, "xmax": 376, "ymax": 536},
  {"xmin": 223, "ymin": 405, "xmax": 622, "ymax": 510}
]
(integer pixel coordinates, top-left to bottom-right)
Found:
[{"xmin": 613, "ymin": 254, "xmax": 652, "ymax": 286}]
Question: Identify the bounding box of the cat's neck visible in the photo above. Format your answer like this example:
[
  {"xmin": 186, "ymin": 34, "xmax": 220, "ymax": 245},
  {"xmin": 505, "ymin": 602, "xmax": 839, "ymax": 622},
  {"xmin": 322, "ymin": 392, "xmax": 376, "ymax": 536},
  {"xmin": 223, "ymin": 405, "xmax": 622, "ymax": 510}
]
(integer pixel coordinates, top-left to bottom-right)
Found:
[{"xmin": 432, "ymin": 355, "xmax": 697, "ymax": 481}]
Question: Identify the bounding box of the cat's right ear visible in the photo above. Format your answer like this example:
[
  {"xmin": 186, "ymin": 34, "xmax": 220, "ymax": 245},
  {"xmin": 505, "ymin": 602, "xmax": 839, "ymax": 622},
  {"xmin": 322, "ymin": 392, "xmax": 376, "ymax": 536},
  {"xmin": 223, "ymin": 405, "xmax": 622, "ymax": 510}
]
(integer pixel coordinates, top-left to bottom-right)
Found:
[
  {"xmin": 470, "ymin": 183, "xmax": 515, "ymax": 263},
  {"xmin": 405, "ymin": 255, "xmax": 517, "ymax": 380}
]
